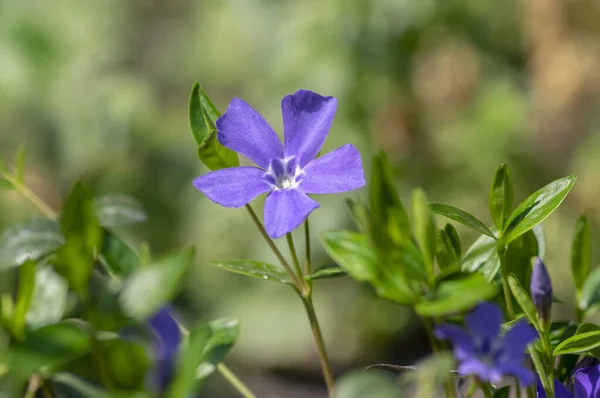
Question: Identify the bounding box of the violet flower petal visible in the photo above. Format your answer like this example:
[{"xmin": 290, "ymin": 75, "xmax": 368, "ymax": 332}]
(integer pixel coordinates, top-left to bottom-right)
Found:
[
  {"xmin": 457, "ymin": 358, "xmax": 489, "ymax": 380},
  {"xmin": 500, "ymin": 320, "xmax": 538, "ymax": 362},
  {"xmin": 434, "ymin": 323, "xmax": 477, "ymax": 361},
  {"xmin": 465, "ymin": 302, "xmax": 503, "ymax": 340},
  {"xmin": 149, "ymin": 307, "xmax": 181, "ymax": 391},
  {"xmin": 217, "ymin": 97, "xmax": 283, "ymax": 169},
  {"xmin": 193, "ymin": 167, "xmax": 272, "ymax": 208},
  {"xmin": 282, "ymin": 90, "xmax": 337, "ymax": 167},
  {"xmin": 299, "ymin": 144, "xmax": 366, "ymax": 194},
  {"xmin": 574, "ymin": 364, "xmax": 600, "ymax": 398},
  {"xmin": 536, "ymin": 378, "xmax": 573, "ymax": 398},
  {"xmin": 264, "ymin": 188, "xmax": 319, "ymax": 239},
  {"xmin": 494, "ymin": 362, "xmax": 534, "ymax": 385}
]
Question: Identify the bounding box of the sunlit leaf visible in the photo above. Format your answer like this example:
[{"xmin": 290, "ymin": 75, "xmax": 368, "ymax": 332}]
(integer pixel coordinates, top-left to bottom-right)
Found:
[
  {"xmin": 554, "ymin": 331, "xmax": 600, "ymax": 356},
  {"xmin": 210, "ymin": 260, "xmax": 291, "ymax": 284},
  {"xmin": 304, "ymin": 265, "xmax": 348, "ymax": 281},
  {"xmin": 94, "ymin": 194, "xmax": 147, "ymax": 227},
  {"xmin": 430, "ymin": 203, "xmax": 495, "ymax": 238},
  {"xmin": 489, "ymin": 164, "xmax": 513, "ymax": 231},
  {"xmin": 26, "ymin": 265, "xmax": 68, "ymax": 330},
  {"xmin": 412, "ymin": 189, "xmax": 436, "ymax": 273},
  {"xmin": 508, "ymin": 275, "xmax": 541, "ymax": 333}
]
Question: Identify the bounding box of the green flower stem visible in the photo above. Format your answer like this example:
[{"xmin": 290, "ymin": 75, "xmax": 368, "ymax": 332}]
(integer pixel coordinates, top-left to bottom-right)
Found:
[
  {"xmin": 177, "ymin": 322, "xmax": 257, "ymax": 398},
  {"xmin": 498, "ymin": 245, "xmax": 515, "ymax": 319},
  {"xmin": 301, "ymin": 293, "xmax": 335, "ymax": 397},
  {"xmin": 2, "ymin": 173, "xmax": 57, "ymax": 220},
  {"xmin": 217, "ymin": 363, "xmax": 258, "ymax": 398},
  {"xmin": 244, "ymin": 204, "xmax": 303, "ymax": 290},
  {"xmin": 541, "ymin": 332, "xmax": 555, "ymax": 398},
  {"xmin": 304, "ymin": 219, "xmax": 311, "ymax": 275},
  {"xmin": 286, "ymin": 233, "xmax": 306, "ymax": 288}
]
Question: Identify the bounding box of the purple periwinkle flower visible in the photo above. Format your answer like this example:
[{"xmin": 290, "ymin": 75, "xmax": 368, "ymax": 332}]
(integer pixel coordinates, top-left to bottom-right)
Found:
[
  {"xmin": 434, "ymin": 302, "xmax": 538, "ymax": 385},
  {"xmin": 531, "ymin": 257, "xmax": 553, "ymax": 325},
  {"xmin": 536, "ymin": 363, "xmax": 600, "ymax": 398},
  {"xmin": 148, "ymin": 307, "xmax": 181, "ymax": 392},
  {"xmin": 193, "ymin": 90, "xmax": 366, "ymax": 238}
]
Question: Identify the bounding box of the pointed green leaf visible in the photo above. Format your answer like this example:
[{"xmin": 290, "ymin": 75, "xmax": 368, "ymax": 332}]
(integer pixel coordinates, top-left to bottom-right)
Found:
[
  {"xmin": 529, "ymin": 347, "xmax": 551, "ymax": 397},
  {"xmin": 12, "ymin": 260, "xmax": 36, "ymax": 339},
  {"xmin": 444, "ymin": 224, "xmax": 461, "ymax": 257},
  {"xmin": 94, "ymin": 194, "xmax": 147, "ymax": 227},
  {"xmin": 505, "ymin": 229, "xmax": 540, "ymax": 287},
  {"xmin": 15, "ymin": 145, "xmax": 26, "ymax": 183},
  {"xmin": 575, "ymin": 323, "xmax": 600, "ymax": 359},
  {"xmin": 210, "ymin": 260, "xmax": 291, "ymax": 284},
  {"xmin": 554, "ymin": 331, "xmax": 600, "ymax": 356},
  {"xmin": 430, "ymin": 203, "xmax": 495, "ymax": 238},
  {"xmin": 436, "ymin": 225, "xmax": 461, "ymax": 270},
  {"xmin": 0, "ymin": 218, "xmax": 65, "ymax": 270},
  {"xmin": 461, "ymin": 233, "xmax": 499, "ymax": 280},
  {"xmin": 345, "ymin": 198, "xmax": 371, "ymax": 234},
  {"xmin": 415, "ymin": 272, "xmax": 499, "ymax": 316},
  {"xmin": 166, "ymin": 323, "xmax": 212, "ymax": 398},
  {"xmin": 489, "ymin": 164, "xmax": 513, "ymax": 230},
  {"xmin": 26, "ymin": 266, "xmax": 68, "ymax": 330},
  {"xmin": 101, "ymin": 231, "xmax": 139, "ymax": 277},
  {"xmin": 571, "ymin": 216, "xmax": 591, "ymax": 295},
  {"xmin": 412, "ymin": 189, "xmax": 436, "ymax": 271},
  {"xmin": 503, "ymin": 175, "xmax": 576, "ymax": 244},
  {"xmin": 304, "ymin": 264, "xmax": 348, "ymax": 281},
  {"xmin": 120, "ymin": 248, "xmax": 195, "ymax": 321},
  {"xmin": 196, "ymin": 317, "xmax": 240, "ymax": 381},
  {"xmin": 580, "ymin": 266, "xmax": 600, "ymax": 313},
  {"xmin": 508, "ymin": 274, "xmax": 542, "ymax": 333},
  {"xmin": 321, "ymin": 230, "xmax": 419, "ymax": 305},
  {"xmin": 197, "ymin": 129, "xmax": 239, "ymax": 170}
]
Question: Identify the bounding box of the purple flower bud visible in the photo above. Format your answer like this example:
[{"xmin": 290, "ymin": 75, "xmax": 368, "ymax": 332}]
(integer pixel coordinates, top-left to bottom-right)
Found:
[{"xmin": 530, "ymin": 257, "xmax": 553, "ymax": 325}]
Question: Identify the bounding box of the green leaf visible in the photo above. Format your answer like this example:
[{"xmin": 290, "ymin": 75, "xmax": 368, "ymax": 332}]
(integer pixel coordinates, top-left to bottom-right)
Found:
[
  {"xmin": 0, "ymin": 322, "xmax": 90, "ymax": 377},
  {"xmin": 436, "ymin": 225, "xmax": 461, "ymax": 270},
  {"xmin": 120, "ymin": 248, "xmax": 194, "ymax": 321},
  {"xmin": 25, "ymin": 265, "xmax": 68, "ymax": 330},
  {"xmin": 532, "ymin": 224, "xmax": 547, "ymax": 259},
  {"xmin": 56, "ymin": 182, "xmax": 103, "ymax": 296},
  {"xmin": 529, "ymin": 347, "xmax": 551, "ymax": 397},
  {"xmin": 196, "ymin": 317, "xmax": 240, "ymax": 381},
  {"xmin": 505, "ymin": 229, "xmax": 540, "ymax": 287},
  {"xmin": 461, "ymin": 233, "xmax": 499, "ymax": 281},
  {"xmin": 345, "ymin": 199, "xmax": 371, "ymax": 234},
  {"xmin": 210, "ymin": 260, "xmax": 291, "ymax": 284},
  {"xmin": 166, "ymin": 323, "xmax": 212, "ymax": 398},
  {"xmin": 415, "ymin": 272, "xmax": 499, "ymax": 316},
  {"xmin": 189, "ymin": 83, "xmax": 238, "ymax": 170},
  {"xmin": 503, "ymin": 175, "xmax": 576, "ymax": 244},
  {"xmin": 580, "ymin": 266, "xmax": 600, "ymax": 313},
  {"xmin": 304, "ymin": 265, "xmax": 348, "ymax": 281},
  {"xmin": 50, "ymin": 373, "xmax": 147, "ymax": 398},
  {"xmin": 412, "ymin": 189, "xmax": 436, "ymax": 270},
  {"xmin": 94, "ymin": 194, "xmax": 147, "ymax": 227},
  {"xmin": 321, "ymin": 230, "xmax": 419, "ymax": 305},
  {"xmin": 444, "ymin": 224, "xmax": 461, "ymax": 257},
  {"xmin": 430, "ymin": 203, "xmax": 495, "ymax": 238},
  {"xmin": 15, "ymin": 145, "xmax": 26, "ymax": 183},
  {"xmin": 576, "ymin": 323, "xmax": 600, "ymax": 359},
  {"xmin": 0, "ymin": 179, "xmax": 12, "ymax": 190},
  {"xmin": 12, "ymin": 260, "xmax": 36, "ymax": 339},
  {"xmin": 493, "ymin": 386, "xmax": 510, "ymax": 398},
  {"xmin": 571, "ymin": 216, "xmax": 591, "ymax": 296},
  {"xmin": 104, "ymin": 339, "xmax": 150, "ymax": 391},
  {"xmin": 87, "ymin": 271, "xmax": 131, "ymax": 331},
  {"xmin": 508, "ymin": 274, "xmax": 542, "ymax": 333},
  {"xmin": 0, "ymin": 218, "xmax": 65, "ymax": 270},
  {"xmin": 489, "ymin": 164, "xmax": 513, "ymax": 231},
  {"xmin": 554, "ymin": 331, "xmax": 600, "ymax": 356},
  {"xmin": 101, "ymin": 231, "xmax": 139, "ymax": 277}
]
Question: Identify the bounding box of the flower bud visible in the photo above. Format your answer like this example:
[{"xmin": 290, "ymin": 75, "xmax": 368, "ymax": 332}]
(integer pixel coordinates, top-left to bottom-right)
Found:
[{"xmin": 530, "ymin": 257, "xmax": 553, "ymax": 326}]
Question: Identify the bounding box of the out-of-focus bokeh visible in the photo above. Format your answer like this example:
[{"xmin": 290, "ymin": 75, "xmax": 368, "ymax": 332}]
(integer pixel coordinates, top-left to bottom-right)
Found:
[{"xmin": 2, "ymin": 0, "xmax": 600, "ymax": 396}]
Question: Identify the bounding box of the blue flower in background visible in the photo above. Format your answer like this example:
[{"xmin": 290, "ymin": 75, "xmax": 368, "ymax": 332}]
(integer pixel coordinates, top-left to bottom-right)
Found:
[
  {"xmin": 148, "ymin": 307, "xmax": 181, "ymax": 392},
  {"xmin": 537, "ymin": 363, "xmax": 600, "ymax": 398},
  {"xmin": 435, "ymin": 302, "xmax": 538, "ymax": 385},
  {"xmin": 193, "ymin": 90, "xmax": 365, "ymax": 238}
]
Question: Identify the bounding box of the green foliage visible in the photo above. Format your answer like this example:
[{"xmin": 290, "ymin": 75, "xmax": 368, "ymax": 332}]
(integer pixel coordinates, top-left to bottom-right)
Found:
[
  {"xmin": 508, "ymin": 274, "xmax": 542, "ymax": 333},
  {"xmin": 489, "ymin": 163, "xmax": 513, "ymax": 231},
  {"xmin": 430, "ymin": 203, "xmax": 495, "ymax": 238},
  {"xmin": 210, "ymin": 259, "xmax": 292, "ymax": 284},
  {"xmin": 571, "ymin": 216, "xmax": 591, "ymax": 298},
  {"xmin": 94, "ymin": 195, "xmax": 147, "ymax": 228},
  {"xmin": 304, "ymin": 264, "xmax": 348, "ymax": 280}
]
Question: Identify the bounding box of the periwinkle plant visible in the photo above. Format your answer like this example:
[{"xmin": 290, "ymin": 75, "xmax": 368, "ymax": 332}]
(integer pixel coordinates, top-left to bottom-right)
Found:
[{"xmin": 1, "ymin": 85, "xmax": 600, "ymax": 398}]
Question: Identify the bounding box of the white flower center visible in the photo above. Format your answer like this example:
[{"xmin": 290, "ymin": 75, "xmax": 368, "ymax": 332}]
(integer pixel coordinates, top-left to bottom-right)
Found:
[{"xmin": 280, "ymin": 178, "xmax": 293, "ymax": 189}]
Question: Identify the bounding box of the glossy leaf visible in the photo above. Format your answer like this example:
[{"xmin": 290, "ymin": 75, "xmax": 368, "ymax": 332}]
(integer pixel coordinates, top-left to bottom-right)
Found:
[
  {"xmin": 489, "ymin": 164, "xmax": 513, "ymax": 231},
  {"xmin": 101, "ymin": 231, "xmax": 139, "ymax": 277},
  {"xmin": 94, "ymin": 194, "xmax": 147, "ymax": 227},
  {"xmin": 436, "ymin": 225, "xmax": 461, "ymax": 270},
  {"xmin": 503, "ymin": 175, "xmax": 576, "ymax": 244},
  {"xmin": 508, "ymin": 274, "xmax": 542, "ymax": 333},
  {"xmin": 56, "ymin": 182, "xmax": 103, "ymax": 296},
  {"xmin": 12, "ymin": 260, "xmax": 36, "ymax": 339},
  {"xmin": 554, "ymin": 331, "xmax": 600, "ymax": 356},
  {"xmin": 576, "ymin": 323, "xmax": 600, "ymax": 359},
  {"xmin": 196, "ymin": 317, "xmax": 240, "ymax": 381},
  {"xmin": 26, "ymin": 265, "xmax": 68, "ymax": 330},
  {"xmin": 412, "ymin": 189, "xmax": 436, "ymax": 271},
  {"xmin": 304, "ymin": 264, "xmax": 348, "ymax": 281},
  {"xmin": 321, "ymin": 230, "xmax": 419, "ymax": 305},
  {"xmin": 415, "ymin": 272, "xmax": 499, "ymax": 316},
  {"xmin": 532, "ymin": 224, "xmax": 547, "ymax": 260},
  {"xmin": 189, "ymin": 83, "xmax": 238, "ymax": 170},
  {"xmin": 210, "ymin": 260, "xmax": 291, "ymax": 284},
  {"xmin": 430, "ymin": 203, "xmax": 495, "ymax": 238},
  {"xmin": 505, "ymin": 229, "xmax": 539, "ymax": 287},
  {"xmin": 0, "ymin": 218, "xmax": 65, "ymax": 270},
  {"xmin": 461, "ymin": 233, "xmax": 499, "ymax": 281},
  {"xmin": 571, "ymin": 216, "xmax": 591, "ymax": 295},
  {"xmin": 120, "ymin": 248, "xmax": 194, "ymax": 321},
  {"xmin": 529, "ymin": 347, "xmax": 551, "ymax": 397},
  {"xmin": 166, "ymin": 323, "xmax": 212, "ymax": 398}
]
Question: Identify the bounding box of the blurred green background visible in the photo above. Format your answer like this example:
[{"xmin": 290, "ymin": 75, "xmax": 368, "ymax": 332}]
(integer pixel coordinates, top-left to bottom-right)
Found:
[{"xmin": 2, "ymin": 0, "xmax": 600, "ymax": 396}]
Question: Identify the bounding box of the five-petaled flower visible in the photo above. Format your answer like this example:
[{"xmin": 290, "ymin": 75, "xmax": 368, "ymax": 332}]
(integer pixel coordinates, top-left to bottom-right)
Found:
[
  {"xmin": 148, "ymin": 306, "xmax": 181, "ymax": 392},
  {"xmin": 537, "ymin": 359, "xmax": 600, "ymax": 398},
  {"xmin": 434, "ymin": 302, "xmax": 538, "ymax": 385},
  {"xmin": 193, "ymin": 90, "xmax": 365, "ymax": 238}
]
